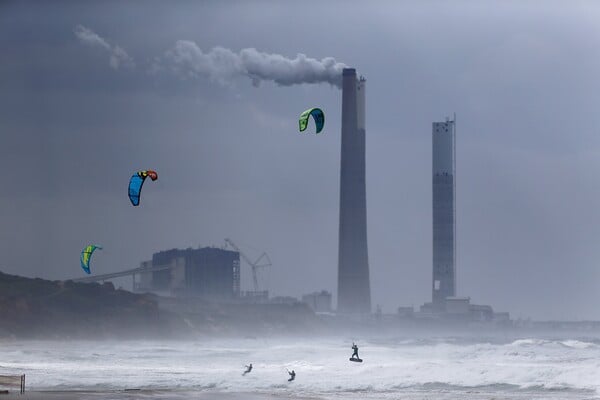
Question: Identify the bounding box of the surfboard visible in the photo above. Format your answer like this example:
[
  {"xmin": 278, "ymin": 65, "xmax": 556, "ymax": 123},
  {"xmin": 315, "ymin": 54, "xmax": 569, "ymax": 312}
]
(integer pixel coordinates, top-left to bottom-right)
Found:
[{"xmin": 349, "ymin": 357, "xmax": 363, "ymax": 362}]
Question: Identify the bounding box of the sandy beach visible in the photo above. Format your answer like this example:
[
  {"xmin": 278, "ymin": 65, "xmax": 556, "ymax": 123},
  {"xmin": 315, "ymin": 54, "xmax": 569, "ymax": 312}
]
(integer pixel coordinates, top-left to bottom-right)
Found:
[
  {"xmin": 3, "ymin": 389, "xmax": 597, "ymax": 400},
  {"xmin": 0, "ymin": 390, "xmax": 312, "ymax": 400}
]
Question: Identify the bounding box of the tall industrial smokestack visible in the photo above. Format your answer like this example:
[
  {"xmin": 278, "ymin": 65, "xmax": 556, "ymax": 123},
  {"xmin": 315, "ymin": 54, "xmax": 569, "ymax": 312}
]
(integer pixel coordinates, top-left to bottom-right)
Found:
[
  {"xmin": 337, "ymin": 68, "xmax": 371, "ymax": 314},
  {"xmin": 432, "ymin": 116, "xmax": 456, "ymax": 308}
]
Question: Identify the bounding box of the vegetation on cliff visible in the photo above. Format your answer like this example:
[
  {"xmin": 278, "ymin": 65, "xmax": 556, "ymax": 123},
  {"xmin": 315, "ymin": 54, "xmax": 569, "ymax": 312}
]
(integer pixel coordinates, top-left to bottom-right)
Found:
[{"xmin": 0, "ymin": 271, "xmax": 187, "ymax": 338}]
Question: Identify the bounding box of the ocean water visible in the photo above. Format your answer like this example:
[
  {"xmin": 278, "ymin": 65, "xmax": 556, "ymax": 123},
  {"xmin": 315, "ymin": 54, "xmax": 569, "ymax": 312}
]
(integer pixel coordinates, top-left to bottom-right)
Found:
[{"xmin": 0, "ymin": 336, "xmax": 599, "ymax": 399}]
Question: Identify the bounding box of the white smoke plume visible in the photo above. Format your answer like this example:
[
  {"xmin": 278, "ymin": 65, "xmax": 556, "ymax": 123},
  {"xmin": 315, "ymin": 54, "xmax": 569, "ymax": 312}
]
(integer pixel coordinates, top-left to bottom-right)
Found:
[
  {"xmin": 74, "ymin": 25, "xmax": 134, "ymax": 70},
  {"xmin": 161, "ymin": 41, "xmax": 347, "ymax": 88}
]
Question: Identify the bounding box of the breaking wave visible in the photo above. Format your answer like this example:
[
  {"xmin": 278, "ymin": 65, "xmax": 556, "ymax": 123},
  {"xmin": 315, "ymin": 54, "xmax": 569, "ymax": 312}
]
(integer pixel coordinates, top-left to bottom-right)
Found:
[{"xmin": 0, "ymin": 336, "xmax": 599, "ymax": 398}]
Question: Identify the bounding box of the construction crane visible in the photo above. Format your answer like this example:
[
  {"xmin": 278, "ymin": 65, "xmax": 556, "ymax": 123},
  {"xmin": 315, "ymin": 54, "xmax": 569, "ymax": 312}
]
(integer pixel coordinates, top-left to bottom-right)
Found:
[{"xmin": 224, "ymin": 238, "xmax": 271, "ymax": 292}]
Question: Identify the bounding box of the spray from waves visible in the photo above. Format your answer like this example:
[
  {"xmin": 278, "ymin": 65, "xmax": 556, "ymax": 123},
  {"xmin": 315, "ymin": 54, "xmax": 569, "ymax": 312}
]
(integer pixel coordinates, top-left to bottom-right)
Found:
[
  {"xmin": 5, "ymin": 338, "xmax": 600, "ymax": 396},
  {"xmin": 510, "ymin": 338, "xmax": 599, "ymax": 349},
  {"xmin": 157, "ymin": 41, "xmax": 347, "ymax": 88},
  {"xmin": 559, "ymin": 339, "xmax": 598, "ymax": 349}
]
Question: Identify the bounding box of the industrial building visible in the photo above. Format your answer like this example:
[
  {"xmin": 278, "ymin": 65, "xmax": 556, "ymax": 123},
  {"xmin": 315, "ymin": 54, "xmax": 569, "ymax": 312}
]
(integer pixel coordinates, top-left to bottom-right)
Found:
[
  {"xmin": 337, "ymin": 67, "xmax": 371, "ymax": 314},
  {"xmin": 134, "ymin": 246, "xmax": 240, "ymax": 301},
  {"xmin": 302, "ymin": 290, "xmax": 332, "ymax": 313},
  {"xmin": 431, "ymin": 117, "xmax": 456, "ymax": 309},
  {"xmin": 418, "ymin": 297, "xmax": 498, "ymax": 323}
]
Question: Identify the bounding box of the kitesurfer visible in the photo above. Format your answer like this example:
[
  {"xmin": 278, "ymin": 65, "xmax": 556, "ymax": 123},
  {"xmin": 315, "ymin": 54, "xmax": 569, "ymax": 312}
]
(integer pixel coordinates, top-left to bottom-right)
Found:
[
  {"xmin": 287, "ymin": 369, "xmax": 296, "ymax": 382},
  {"xmin": 351, "ymin": 342, "xmax": 359, "ymax": 360},
  {"xmin": 242, "ymin": 363, "xmax": 253, "ymax": 376}
]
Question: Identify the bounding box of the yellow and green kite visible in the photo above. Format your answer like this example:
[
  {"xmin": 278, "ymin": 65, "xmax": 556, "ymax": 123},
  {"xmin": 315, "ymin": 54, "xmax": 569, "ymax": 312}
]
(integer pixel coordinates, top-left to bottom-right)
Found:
[{"xmin": 80, "ymin": 244, "xmax": 102, "ymax": 275}]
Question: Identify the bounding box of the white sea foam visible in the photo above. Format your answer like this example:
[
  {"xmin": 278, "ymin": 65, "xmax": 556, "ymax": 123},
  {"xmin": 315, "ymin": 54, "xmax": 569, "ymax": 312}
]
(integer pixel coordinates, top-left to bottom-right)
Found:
[{"xmin": 0, "ymin": 337, "xmax": 598, "ymax": 399}]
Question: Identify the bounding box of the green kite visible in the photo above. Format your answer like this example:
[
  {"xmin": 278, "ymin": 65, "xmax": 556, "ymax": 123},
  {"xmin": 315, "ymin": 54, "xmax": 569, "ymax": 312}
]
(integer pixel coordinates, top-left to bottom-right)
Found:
[
  {"xmin": 299, "ymin": 108, "xmax": 325, "ymax": 134},
  {"xmin": 80, "ymin": 245, "xmax": 102, "ymax": 275}
]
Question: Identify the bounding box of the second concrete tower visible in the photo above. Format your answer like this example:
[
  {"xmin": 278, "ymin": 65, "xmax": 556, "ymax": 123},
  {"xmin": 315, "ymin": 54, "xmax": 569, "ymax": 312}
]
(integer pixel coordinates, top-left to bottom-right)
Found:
[{"xmin": 432, "ymin": 117, "xmax": 456, "ymax": 307}]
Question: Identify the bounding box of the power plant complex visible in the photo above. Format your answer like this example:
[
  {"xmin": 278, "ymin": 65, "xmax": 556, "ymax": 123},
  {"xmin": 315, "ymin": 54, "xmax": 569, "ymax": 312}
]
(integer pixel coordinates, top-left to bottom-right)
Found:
[{"xmin": 73, "ymin": 67, "xmax": 508, "ymax": 323}]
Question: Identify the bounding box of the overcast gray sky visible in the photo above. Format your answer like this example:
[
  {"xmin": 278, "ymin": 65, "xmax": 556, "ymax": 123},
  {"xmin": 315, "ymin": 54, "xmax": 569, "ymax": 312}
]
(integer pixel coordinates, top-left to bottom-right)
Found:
[{"xmin": 2, "ymin": 0, "xmax": 600, "ymax": 320}]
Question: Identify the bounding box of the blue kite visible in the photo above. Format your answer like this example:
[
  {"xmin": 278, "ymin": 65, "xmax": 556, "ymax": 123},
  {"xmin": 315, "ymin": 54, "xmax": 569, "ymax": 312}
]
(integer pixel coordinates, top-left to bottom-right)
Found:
[{"xmin": 128, "ymin": 170, "xmax": 158, "ymax": 206}]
